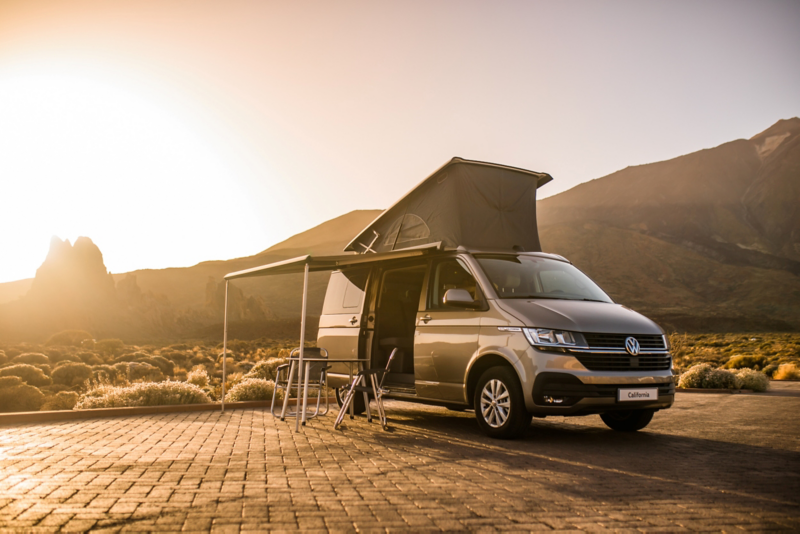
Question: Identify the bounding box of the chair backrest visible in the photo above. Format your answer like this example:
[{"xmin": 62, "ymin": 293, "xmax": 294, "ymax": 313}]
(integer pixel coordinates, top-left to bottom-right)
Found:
[
  {"xmin": 379, "ymin": 348, "xmax": 400, "ymax": 388},
  {"xmin": 290, "ymin": 347, "xmax": 329, "ymax": 381}
]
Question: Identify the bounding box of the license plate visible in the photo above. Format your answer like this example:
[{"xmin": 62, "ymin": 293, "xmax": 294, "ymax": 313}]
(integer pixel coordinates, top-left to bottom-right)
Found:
[{"xmin": 618, "ymin": 388, "xmax": 658, "ymax": 402}]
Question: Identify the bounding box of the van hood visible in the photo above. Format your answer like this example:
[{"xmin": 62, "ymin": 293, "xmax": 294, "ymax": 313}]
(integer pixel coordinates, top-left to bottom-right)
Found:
[{"xmin": 494, "ymin": 299, "xmax": 664, "ymax": 335}]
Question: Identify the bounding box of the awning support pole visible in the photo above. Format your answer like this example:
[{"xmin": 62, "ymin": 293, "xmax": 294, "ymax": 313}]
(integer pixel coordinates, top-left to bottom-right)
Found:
[
  {"xmin": 222, "ymin": 280, "xmax": 229, "ymax": 413},
  {"xmin": 296, "ymin": 262, "xmax": 310, "ymax": 432}
]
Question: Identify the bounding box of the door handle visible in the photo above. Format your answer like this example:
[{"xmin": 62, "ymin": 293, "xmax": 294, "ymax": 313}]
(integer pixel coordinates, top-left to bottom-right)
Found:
[
  {"xmin": 420, "ymin": 314, "xmax": 432, "ymax": 324},
  {"xmin": 349, "ymin": 316, "xmax": 358, "ymax": 325}
]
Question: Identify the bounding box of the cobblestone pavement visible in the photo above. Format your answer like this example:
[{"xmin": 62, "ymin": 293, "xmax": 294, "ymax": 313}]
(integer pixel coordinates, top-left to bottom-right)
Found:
[{"xmin": 1, "ymin": 390, "xmax": 799, "ymax": 532}]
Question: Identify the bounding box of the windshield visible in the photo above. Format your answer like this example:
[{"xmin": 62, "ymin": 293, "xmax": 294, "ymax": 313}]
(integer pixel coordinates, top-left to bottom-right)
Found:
[{"xmin": 475, "ymin": 254, "xmax": 613, "ymax": 303}]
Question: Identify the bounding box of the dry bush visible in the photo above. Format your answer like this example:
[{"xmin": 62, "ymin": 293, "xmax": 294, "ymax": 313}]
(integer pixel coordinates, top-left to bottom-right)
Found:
[
  {"xmin": 11, "ymin": 353, "xmax": 50, "ymax": 365},
  {"xmin": 244, "ymin": 358, "xmax": 287, "ymax": 381},
  {"xmin": 51, "ymin": 362, "xmax": 93, "ymax": 387},
  {"xmin": 94, "ymin": 339, "xmax": 125, "ymax": 355},
  {"xmin": 45, "ymin": 330, "xmax": 94, "ymax": 347},
  {"xmin": 734, "ymin": 369, "xmax": 770, "ymax": 392},
  {"xmin": 0, "ymin": 376, "xmax": 23, "ymax": 388},
  {"xmin": 75, "ymin": 381, "xmax": 211, "ymax": 409},
  {"xmin": 678, "ymin": 363, "xmax": 741, "ymax": 389},
  {"xmin": 224, "ymin": 378, "xmax": 278, "ymax": 402},
  {"xmin": 0, "ymin": 364, "xmax": 52, "ymax": 387},
  {"xmin": 186, "ymin": 367, "xmax": 210, "ymax": 387},
  {"xmin": 41, "ymin": 391, "xmax": 80, "ymax": 411},
  {"xmin": 0, "ymin": 350, "xmax": 6, "ymax": 364},
  {"xmin": 40, "ymin": 384, "xmax": 73, "ymax": 394},
  {"xmin": 127, "ymin": 362, "xmax": 165, "ymax": 382},
  {"xmin": 724, "ymin": 355, "xmax": 767, "ymax": 370},
  {"xmin": 50, "ymin": 353, "xmax": 83, "ymax": 365},
  {"xmin": 774, "ymin": 363, "xmax": 800, "ymax": 380},
  {"xmin": 0, "ymin": 383, "xmax": 45, "ymax": 412},
  {"xmin": 77, "ymin": 351, "xmax": 104, "ymax": 365}
]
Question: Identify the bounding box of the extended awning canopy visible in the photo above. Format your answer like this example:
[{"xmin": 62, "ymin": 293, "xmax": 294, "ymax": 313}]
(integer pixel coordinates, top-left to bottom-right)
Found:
[
  {"xmin": 345, "ymin": 157, "xmax": 553, "ymax": 254},
  {"xmin": 224, "ymin": 242, "xmax": 443, "ymax": 280}
]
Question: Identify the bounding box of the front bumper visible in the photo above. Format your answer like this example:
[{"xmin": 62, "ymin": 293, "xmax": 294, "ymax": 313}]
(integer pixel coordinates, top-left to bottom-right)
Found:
[{"xmin": 529, "ymin": 371, "xmax": 675, "ymax": 415}]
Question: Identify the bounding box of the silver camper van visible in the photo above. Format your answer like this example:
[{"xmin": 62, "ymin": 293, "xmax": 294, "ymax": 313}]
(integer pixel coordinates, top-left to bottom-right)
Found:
[
  {"xmin": 319, "ymin": 249, "xmax": 674, "ymax": 439},
  {"xmin": 318, "ymin": 158, "xmax": 674, "ymax": 439}
]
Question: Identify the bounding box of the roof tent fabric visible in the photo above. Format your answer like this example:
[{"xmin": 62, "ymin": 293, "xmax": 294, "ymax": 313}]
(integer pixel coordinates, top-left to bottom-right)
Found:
[{"xmin": 345, "ymin": 157, "xmax": 553, "ymax": 254}]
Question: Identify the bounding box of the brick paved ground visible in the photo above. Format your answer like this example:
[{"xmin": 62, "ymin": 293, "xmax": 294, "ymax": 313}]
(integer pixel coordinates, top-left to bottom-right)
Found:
[{"xmin": 1, "ymin": 389, "xmax": 799, "ymax": 532}]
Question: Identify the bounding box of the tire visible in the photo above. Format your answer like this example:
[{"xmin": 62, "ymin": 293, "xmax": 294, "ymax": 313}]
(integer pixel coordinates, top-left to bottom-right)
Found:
[
  {"xmin": 474, "ymin": 366, "xmax": 532, "ymax": 439},
  {"xmin": 600, "ymin": 409, "xmax": 654, "ymax": 432},
  {"xmin": 335, "ymin": 385, "xmax": 367, "ymax": 415}
]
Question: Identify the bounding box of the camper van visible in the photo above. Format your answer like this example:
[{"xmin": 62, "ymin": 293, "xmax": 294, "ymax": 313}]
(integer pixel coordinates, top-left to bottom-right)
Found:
[
  {"xmin": 224, "ymin": 157, "xmax": 674, "ymax": 439},
  {"xmin": 319, "ymin": 249, "xmax": 674, "ymax": 439},
  {"xmin": 319, "ymin": 158, "xmax": 674, "ymax": 439}
]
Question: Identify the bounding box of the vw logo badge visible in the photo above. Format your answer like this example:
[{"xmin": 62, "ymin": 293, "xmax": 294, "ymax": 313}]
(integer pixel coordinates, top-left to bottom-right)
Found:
[{"xmin": 625, "ymin": 336, "xmax": 640, "ymax": 356}]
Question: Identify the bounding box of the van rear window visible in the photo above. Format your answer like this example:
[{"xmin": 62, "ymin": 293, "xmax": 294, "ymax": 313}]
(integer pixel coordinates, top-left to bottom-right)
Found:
[{"xmin": 322, "ymin": 270, "xmax": 368, "ymax": 314}]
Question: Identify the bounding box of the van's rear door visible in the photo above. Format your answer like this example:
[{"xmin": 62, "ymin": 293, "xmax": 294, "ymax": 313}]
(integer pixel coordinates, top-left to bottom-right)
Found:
[{"xmin": 317, "ymin": 269, "xmax": 371, "ymax": 380}]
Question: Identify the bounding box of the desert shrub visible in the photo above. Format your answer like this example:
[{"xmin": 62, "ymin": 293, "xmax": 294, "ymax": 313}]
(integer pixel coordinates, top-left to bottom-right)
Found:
[
  {"xmin": 192, "ymin": 354, "xmax": 215, "ymax": 366},
  {"xmin": 773, "ymin": 362, "xmax": 800, "ymax": 380},
  {"xmin": 45, "ymin": 330, "xmax": 94, "ymax": 347},
  {"xmin": 40, "ymin": 391, "xmax": 80, "ymax": 411},
  {"xmin": 724, "ymin": 355, "xmax": 767, "ymax": 370},
  {"xmin": 0, "ymin": 376, "xmax": 23, "ymax": 388},
  {"xmin": 128, "ymin": 362, "xmax": 164, "ymax": 382},
  {"xmin": 12, "ymin": 353, "xmax": 50, "ymax": 365},
  {"xmin": 0, "ymin": 384, "xmax": 45, "ymax": 412},
  {"xmin": 186, "ymin": 367, "xmax": 210, "ymax": 387},
  {"xmin": 4, "ymin": 348, "xmax": 22, "ymax": 359},
  {"xmin": 678, "ymin": 364, "xmax": 741, "ymax": 389},
  {"xmin": 75, "ymin": 381, "xmax": 211, "ymax": 409},
  {"xmin": 40, "ymin": 384, "xmax": 73, "ymax": 394},
  {"xmin": 0, "ymin": 364, "xmax": 52, "ymax": 387},
  {"xmin": 94, "ymin": 339, "xmax": 125, "ymax": 355},
  {"xmin": 150, "ymin": 355, "xmax": 175, "ymax": 376},
  {"xmin": 763, "ymin": 364, "xmax": 779, "ymax": 378},
  {"xmin": 168, "ymin": 343, "xmax": 190, "ymax": 351},
  {"xmin": 734, "ymin": 369, "xmax": 770, "ymax": 392},
  {"xmin": 245, "ymin": 358, "xmax": 286, "ymax": 381},
  {"xmin": 77, "ymin": 351, "xmax": 103, "ymax": 365},
  {"xmin": 50, "ymin": 353, "xmax": 83, "ymax": 365},
  {"xmin": 114, "ymin": 352, "xmax": 148, "ymax": 363},
  {"xmin": 51, "ymin": 362, "xmax": 93, "ymax": 387},
  {"xmin": 224, "ymin": 378, "xmax": 277, "ymax": 402},
  {"xmin": 35, "ymin": 364, "xmax": 52, "ymax": 376},
  {"xmin": 0, "ymin": 350, "xmax": 6, "ymax": 364}
]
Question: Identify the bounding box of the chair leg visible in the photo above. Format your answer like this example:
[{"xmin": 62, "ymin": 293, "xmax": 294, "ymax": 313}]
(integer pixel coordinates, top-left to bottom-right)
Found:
[
  {"xmin": 370, "ymin": 374, "xmax": 388, "ymax": 430},
  {"xmin": 280, "ymin": 362, "xmax": 297, "ymax": 421},
  {"xmin": 334, "ymin": 375, "xmax": 360, "ymax": 429},
  {"xmin": 362, "ymin": 375, "xmax": 372, "ymax": 423},
  {"xmin": 270, "ymin": 382, "xmax": 281, "ymax": 417}
]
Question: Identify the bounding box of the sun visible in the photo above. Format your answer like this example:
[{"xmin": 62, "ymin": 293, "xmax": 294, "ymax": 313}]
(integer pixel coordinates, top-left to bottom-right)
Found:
[{"xmin": 0, "ymin": 65, "xmax": 261, "ymax": 283}]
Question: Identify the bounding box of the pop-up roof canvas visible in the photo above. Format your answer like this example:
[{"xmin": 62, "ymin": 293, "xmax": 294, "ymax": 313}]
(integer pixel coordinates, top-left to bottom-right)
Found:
[{"xmin": 345, "ymin": 157, "xmax": 552, "ymax": 254}]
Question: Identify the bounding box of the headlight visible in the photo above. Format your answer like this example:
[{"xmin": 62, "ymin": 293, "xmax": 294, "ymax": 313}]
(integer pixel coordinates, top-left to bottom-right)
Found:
[{"xmin": 523, "ymin": 328, "xmax": 576, "ymax": 347}]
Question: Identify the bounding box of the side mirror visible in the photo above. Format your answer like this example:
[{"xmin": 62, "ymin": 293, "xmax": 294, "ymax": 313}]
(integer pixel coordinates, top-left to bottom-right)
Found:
[{"xmin": 443, "ymin": 289, "xmax": 482, "ymax": 309}]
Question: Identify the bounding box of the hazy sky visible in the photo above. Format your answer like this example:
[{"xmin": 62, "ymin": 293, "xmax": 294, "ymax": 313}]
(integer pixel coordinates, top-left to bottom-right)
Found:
[{"xmin": 1, "ymin": 0, "xmax": 798, "ymax": 283}]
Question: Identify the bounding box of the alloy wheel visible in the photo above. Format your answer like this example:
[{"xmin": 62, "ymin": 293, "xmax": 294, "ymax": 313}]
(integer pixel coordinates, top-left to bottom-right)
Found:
[{"xmin": 480, "ymin": 379, "xmax": 510, "ymax": 428}]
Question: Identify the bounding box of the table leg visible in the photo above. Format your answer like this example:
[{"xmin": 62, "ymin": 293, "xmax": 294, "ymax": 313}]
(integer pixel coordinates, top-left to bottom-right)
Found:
[
  {"xmin": 301, "ymin": 361, "xmax": 311, "ymax": 426},
  {"xmin": 280, "ymin": 360, "xmax": 296, "ymax": 421}
]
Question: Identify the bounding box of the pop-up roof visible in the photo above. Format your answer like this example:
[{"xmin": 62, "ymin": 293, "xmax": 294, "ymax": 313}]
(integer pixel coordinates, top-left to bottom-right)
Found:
[{"xmin": 345, "ymin": 157, "xmax": 552, "ymax": 254}]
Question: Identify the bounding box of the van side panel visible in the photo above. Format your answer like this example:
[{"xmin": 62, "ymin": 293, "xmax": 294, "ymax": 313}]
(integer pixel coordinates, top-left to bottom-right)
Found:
[{"xmin": 317, "ymin": 271, "xmax": 368, "ymax": 382}]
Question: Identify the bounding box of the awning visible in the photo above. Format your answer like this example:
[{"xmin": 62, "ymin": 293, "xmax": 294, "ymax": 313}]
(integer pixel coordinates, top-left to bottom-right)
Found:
[{"xmin": 224, "ymin": 241, "xmax": 443, "ymax": 280}]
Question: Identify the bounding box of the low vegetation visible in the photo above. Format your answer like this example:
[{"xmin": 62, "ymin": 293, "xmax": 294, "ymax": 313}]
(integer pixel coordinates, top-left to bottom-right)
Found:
[
  {"xmin": 0, "ymin": 333, "xmax": 299, "ymax": 413},
  {"xmin": 0, "ymin": 331, "xmax": 795, "ymax": 413}
]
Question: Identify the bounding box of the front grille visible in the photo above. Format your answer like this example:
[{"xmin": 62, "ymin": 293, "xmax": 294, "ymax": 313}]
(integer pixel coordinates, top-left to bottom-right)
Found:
[
  {"xmin": 573, "ymin": 354, "xmax": 671, "ymax": 371},
  {"xmin": 582, "ymin": 333, "xmax": 666, "ymax": 350}
]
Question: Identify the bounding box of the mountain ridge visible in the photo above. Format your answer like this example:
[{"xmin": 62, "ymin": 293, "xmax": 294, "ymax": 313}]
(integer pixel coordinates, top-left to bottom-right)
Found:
[{"xmin": 1, "ymin": 119, "xmax": 797, "ymax": 340}]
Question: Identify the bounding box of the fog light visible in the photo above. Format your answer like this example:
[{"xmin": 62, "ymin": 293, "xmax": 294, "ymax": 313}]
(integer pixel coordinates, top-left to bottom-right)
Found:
[{"xmin": 543, "ymin": 396, "xmax": 564, "ymax": 404}]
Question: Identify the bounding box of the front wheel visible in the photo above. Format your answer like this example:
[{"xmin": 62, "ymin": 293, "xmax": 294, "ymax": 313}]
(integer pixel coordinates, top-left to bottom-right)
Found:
[
  {"xmin": 474, "ymin": 366, "xmax": 532, "ymax": 439},
  {"xmin": 600, "ymin": 409, "xmax": 654, "ymax": 432}
]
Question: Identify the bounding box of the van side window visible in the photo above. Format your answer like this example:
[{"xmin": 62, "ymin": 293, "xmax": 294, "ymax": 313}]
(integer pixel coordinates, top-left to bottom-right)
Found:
[{"xmin": 429, "ymin": 258, "xmax": 481, "ymax": 309}]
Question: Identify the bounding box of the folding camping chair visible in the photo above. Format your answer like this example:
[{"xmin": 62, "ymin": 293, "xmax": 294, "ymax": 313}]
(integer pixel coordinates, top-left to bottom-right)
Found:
[
  {"xmin": 271, "ymin": 347, "xmax": 330, "ymax": 419},
  {"xmin": 334, "ymin": 347, "xmax": 399, "ymax": 431}
]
